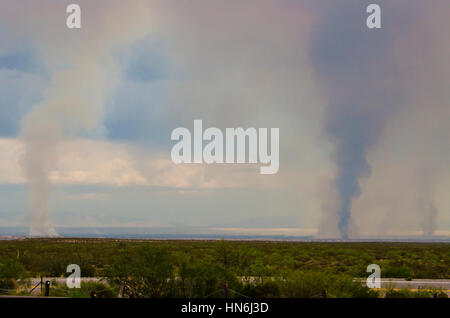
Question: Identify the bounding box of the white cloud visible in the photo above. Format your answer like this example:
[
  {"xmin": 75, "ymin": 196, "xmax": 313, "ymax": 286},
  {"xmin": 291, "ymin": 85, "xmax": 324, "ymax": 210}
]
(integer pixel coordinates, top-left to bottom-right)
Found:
[{"xmin": 0, "ymin": 138, "xmax": 326, "ymax": 190}]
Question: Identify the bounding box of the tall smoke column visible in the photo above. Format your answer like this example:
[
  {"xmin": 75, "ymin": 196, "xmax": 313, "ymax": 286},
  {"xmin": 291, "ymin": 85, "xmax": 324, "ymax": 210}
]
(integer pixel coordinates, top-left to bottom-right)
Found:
[
  {"xmin": 20, "ymin": 63, "xmax": 111, "ymax": 236},
  {"xmin": 309, "ymin": 3, "xmax": 409, "ymax": 238},
  {"xmin": 14, "ymin": 0, "xmax": 158, "ymax": 237},
  {"xmin": 21, "ymin": 114, "xmax": 61, "ymax": 237}
]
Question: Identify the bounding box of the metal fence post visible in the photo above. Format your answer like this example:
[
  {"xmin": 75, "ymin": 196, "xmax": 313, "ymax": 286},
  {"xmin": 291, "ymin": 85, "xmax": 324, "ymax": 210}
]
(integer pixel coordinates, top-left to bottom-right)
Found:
[{"xmin": 44, "ymin": 280, "xmax": 50, "ymax": 297}]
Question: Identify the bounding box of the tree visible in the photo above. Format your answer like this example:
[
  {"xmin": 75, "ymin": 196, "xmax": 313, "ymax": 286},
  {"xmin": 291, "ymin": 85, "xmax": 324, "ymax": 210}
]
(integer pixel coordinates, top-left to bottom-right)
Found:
[
  {"xmin": 0, "ymin": 257, "xmax": 25, "ymax": 292},
  {"xmin": 106, "ymin": 246, "xmax": 175, "ymax": 298}
]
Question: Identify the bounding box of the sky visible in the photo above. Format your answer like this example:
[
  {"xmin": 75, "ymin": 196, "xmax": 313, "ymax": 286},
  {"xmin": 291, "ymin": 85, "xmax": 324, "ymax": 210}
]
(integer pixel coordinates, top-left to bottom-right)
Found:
[{"xmin": 0, "ymin": 0, "xmax": 449, "ymax": 238}]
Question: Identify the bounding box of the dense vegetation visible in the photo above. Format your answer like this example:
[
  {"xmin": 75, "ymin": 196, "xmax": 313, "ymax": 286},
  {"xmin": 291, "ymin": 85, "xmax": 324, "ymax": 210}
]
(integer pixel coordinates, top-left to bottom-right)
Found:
[{"xmin": 0, "ymin": 239, "xmax": 448, "ymax": 298}]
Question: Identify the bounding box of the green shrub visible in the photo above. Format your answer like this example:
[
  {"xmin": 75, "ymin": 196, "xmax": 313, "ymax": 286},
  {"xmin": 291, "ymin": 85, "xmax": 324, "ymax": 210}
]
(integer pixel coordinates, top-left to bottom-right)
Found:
[
  {"xmin": 383, "ymin": 264, "xmax": 412, "ymax": 278},
  {"xmin": 106, "ymin": 246, "xmax": 175, "ymax": 298},
  {"xmin": 40, "ymin": 281, "xmax": 116, "ymax": 298},
  {"xmin": 280, "ymin": 270, "xmax": 378, "ymax": 298},
  {"xmin": 0, "ymin": 257, "xmax": 25, "ymax": 294}
]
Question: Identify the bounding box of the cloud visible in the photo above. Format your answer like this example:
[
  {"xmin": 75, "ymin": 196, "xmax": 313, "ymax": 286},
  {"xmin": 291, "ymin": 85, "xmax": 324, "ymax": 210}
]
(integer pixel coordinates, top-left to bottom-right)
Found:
[
  {"xmin": 0, "ymin": 138, "xmax": 320, "ymax": 190},
  {"xmin": 0, "ymin": 68, "xmax": 47, "ymax": 137},
  {"xmin": 0, "ymin": 1, "xmax": 449, "ymax": 236}
]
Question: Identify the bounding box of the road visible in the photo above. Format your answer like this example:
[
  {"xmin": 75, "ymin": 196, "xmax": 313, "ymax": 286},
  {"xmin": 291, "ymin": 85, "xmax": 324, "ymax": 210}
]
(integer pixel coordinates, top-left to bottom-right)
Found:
[{"xmin": 361, "ymin": 278, "xmax": 450, "ymax": 295}]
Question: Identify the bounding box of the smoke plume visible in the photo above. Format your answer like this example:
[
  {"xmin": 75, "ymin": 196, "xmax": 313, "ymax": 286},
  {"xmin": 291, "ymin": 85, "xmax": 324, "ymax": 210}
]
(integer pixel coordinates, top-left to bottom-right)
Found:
[
  {"xmin": 15, "ymin": 0, "xmax": 156, "ymax": 236},
  {"xmin": 20, "ymin": 64, "xmax": 110, "ymax": 236},
  {"xmin": 310, "ymin": 3, "xmax": 408, "ymax": 238},
  {"xmin": 310, "ymin": 1, "xmax": 450, "ymax": 238},
  {"xmin": 419, "ymin": 200, "xmax": 437, "ymax": 237}
]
